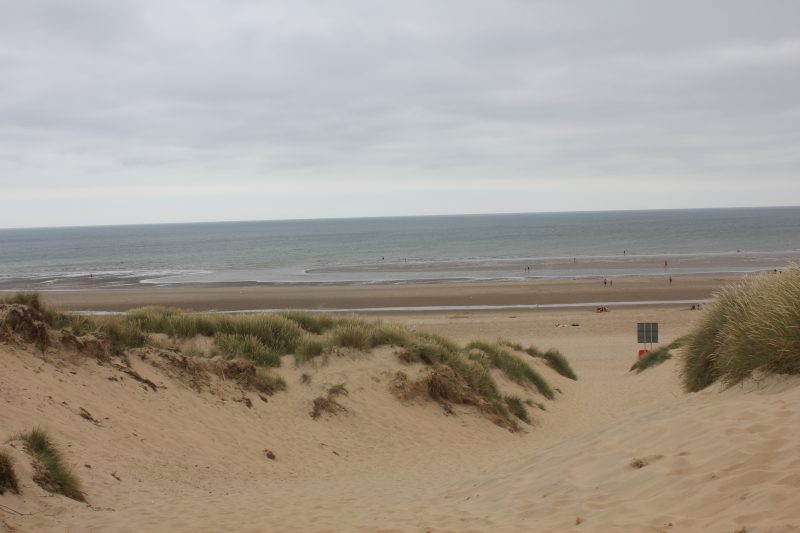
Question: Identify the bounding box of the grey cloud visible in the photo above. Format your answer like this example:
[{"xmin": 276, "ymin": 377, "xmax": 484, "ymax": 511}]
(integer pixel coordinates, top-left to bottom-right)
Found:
[{"xmin": 1, "ymin": 0, "xmax": 799, "ymax": 197}]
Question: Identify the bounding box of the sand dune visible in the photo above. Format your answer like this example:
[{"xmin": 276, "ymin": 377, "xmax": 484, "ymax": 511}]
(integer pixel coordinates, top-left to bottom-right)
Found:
[{"xmin": 2, "ymin": 306, "xmax": 799, "ymax": 532}]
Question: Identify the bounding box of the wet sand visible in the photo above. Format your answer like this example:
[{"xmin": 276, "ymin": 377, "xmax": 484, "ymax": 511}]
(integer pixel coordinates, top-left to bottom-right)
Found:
[{"xmin": 28, "ymin": 273, "xmax": 744, "ymax": 312}]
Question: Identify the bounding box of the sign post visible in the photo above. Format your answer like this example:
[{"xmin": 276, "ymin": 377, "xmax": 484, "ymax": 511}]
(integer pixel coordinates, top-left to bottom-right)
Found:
[{"xmin": 636, "ymin": 322, "xmax": 659, "ymax": 359}]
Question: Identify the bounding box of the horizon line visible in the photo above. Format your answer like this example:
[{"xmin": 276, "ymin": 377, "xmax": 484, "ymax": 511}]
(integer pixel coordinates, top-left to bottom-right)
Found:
[{"xmin": 1, "ymin": 204, "xmax": 798, "ymax": 231}]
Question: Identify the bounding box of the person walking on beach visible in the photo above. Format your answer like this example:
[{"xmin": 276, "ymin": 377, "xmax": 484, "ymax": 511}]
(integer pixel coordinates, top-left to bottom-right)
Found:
[{"xmin": 669, "ymin": 276, "xmax": 673, "ymax": 284}]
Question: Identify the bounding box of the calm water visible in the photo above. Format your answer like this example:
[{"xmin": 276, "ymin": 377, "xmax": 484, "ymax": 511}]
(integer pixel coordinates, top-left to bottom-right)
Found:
[{"xmin": 1, "ymin": 207, "xmax": 799, "ymax": 289}]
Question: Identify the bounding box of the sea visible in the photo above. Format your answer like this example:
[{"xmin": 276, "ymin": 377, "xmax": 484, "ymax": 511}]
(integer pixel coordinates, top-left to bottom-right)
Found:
[{"xmin": 1, "ymin": 207, "xmax": 799, "ymax": 290}]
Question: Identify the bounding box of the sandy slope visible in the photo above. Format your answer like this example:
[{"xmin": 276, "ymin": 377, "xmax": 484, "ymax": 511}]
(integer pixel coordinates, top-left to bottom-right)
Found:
[{"xmin": 2, "ymin": 307, "xmax": 799, "ymax": 532}]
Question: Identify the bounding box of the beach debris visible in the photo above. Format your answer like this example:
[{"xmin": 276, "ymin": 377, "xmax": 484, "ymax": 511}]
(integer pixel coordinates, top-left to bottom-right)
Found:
[
  {"xmin": 234, "ymin": 395, "xmax": 253, "ymax": 408},
  {"xmin": 79, "ymin": 407, "xmax": 101, "ymax": 426},
  {"xmin": 111, "ymin": 471, "xmax": 122, "ymax": 481},
  {"xmin": 263, "ymin": 449, "xmax": 276, "ymax": 460},
  {"xmin": 310, "ymin": 384, "xmax": 349, "ymax": 419},
  {"xmin": 575, "ymin": 516, "xmax": 584, "ymax": 525},
  {"xmin": 629, "ymin": 454, "xmax": 663, "ymax": 470},
  {"xmin": 111, "ymin": 363, "xmax": 158, "ymax": 392}
]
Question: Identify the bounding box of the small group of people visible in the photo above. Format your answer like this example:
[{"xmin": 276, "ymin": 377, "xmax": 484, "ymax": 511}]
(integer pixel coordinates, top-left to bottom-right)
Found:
[
  {"xmin": 595, "ymin": 305, "xmax": 610, "ymax": 313},
  {"xmin": 603, "ymin": 278, "xmax": 613, "ymax": 287}
]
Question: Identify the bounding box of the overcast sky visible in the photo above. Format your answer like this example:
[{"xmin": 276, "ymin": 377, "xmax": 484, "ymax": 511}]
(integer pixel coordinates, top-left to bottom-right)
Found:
[{"xmin": 1, "ymin": 0, "xmax": 799, "ymax": 228}]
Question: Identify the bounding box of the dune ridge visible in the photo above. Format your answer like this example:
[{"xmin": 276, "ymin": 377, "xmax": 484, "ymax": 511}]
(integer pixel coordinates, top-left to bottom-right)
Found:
[{"xmin": 1, "ymin": 299, "xmax": 799, "ymax": 532}]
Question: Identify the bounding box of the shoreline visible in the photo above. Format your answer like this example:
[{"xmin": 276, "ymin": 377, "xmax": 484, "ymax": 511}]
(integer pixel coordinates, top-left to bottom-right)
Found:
[{"xmin": 23, "ymin": 273, "xmax": 744, "ymax": 312}]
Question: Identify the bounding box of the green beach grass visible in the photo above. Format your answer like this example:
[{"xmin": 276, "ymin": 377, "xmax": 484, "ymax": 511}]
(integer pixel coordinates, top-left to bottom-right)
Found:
[
  {"xmin": 17, "ymin": 428, "xmax": 84, "ymax": 502},
  {"xmin": 1, "ymin": 293, "xmax": 578, "ymax": 431},
  {"xmin": 680, "ymin": 265, "xmax": 800, "ymax": 392}
]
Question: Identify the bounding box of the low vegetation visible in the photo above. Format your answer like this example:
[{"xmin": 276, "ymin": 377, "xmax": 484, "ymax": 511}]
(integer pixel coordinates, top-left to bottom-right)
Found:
[
  {"xmin": 525, "ymin": 346, "xmax": 578, "ymax": 381},
  {"xmin": 0, "ymin": 451, "xmax": 20, "ymax": 495},
  {"xmin": 504, "ymin": 395, "xmax": 531, "ymax": 424},
  {"xmin": 629, "ymin": 345, "xmax": 672, "ymax": 373},
  {"xmin": 310, "ymin": 383, "xmax": 349, "ymax": 419},
  {"xmin": 680, "ymin": 266, "xmax": 800, "ymax": 391},
  {"xmin": 280, "ymin": 311, "xmax": 335, "ymax": 334},
  {"xmin": 17, "ymin": 428, "xmax": 84, "ymax": 502},
  {"xmin": 214, "ymin": 333, "xmax": 281, "ymax": 367},
  {"xmin": 1, "ymin": 292, "xmax": 577, "ymax": 431},
  {"xmin": 467, "ymin": 341, "xmax": 554, "ymax": 399}
]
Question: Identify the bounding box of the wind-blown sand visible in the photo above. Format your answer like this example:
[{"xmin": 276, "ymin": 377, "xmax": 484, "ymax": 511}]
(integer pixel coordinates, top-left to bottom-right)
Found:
[{"xmin": 2, "ymin": 305, "xmax": 799, "ymax": 532}]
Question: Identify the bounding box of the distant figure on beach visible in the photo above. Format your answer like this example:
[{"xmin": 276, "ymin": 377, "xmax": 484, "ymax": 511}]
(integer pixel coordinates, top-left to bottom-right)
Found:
[
  {"xmin": 609, "ymin": 279, "xmax": 613, "ymax": 287},
  {"xmin": 669, "ymin": 276, "xmax": 673, "ymax": 284},
  {"xmin": 664, "ymin": 260, "xmax": 668, "ymax": 269},
  {"xmin": 623, "ymin": 250, "xmax": 626, "ymax": 255},
  {"xmin": 573, "ymin": 258, "xmax": 576, "ymax": 263},
  {"xmin": 603, "ymin": 278, "xmax": 607, "ymax": 287}
]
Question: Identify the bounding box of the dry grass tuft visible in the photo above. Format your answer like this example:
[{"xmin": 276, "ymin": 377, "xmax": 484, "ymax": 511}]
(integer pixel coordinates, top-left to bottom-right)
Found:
[
  {"xmin": 310, "ymin": 396, "xmax": 346, "ymax": 419},
  {"xmin": 0, "ymin": 451, "xmax": 20, "ymax": 495},
  {"xmin": 310, "ymin": 383, "xmax": 349, "ymax": 419}
]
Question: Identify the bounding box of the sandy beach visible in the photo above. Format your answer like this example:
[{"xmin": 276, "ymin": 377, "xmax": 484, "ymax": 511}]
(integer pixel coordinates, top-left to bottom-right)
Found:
[
  {"xmin": 24, "ymin": 274, "xmax": 736, "ymax": 312},
  {"xmin": 2, "ymin": 289, "xmax": 799, "ymax": 532}
]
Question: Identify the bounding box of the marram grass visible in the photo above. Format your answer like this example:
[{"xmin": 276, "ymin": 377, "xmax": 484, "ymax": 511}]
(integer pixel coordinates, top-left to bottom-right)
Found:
[{"xmin": 680, "ymin": 266, "xmax": 800, "ymax": 391}]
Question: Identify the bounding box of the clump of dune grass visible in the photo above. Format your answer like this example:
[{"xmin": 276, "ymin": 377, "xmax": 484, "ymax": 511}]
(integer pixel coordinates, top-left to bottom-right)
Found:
[
  {"xmin": 399, "ymin": 331, "xmax": 460, "ymax": 364},
  {"xmin": 629, "ymin": 345, "xmax": 672, "ymax": 373},
  {"xmin": 300, "ymin": 373, "xmax": 312, "ymax": 385},
  {"xmin": 327, "ymin": 321, "xmax": 372, "ymax": 351},
  {"xmin": 123, "ymin": 307, "xmax": 303, "ymax": 355},
  {"xmin": 294, "ymin": 339, "xmax": 325, "ymax": 364},
  {"xmin": 93, "ymin": 316, "xmax": 148, "ymax": 349},
  {"xmin": 217, "ymin": 314, "xmax": 302, "ymax": 354},
  {"xmin": 17, "ymin": 428, "xmax": 84, "ymax": 502},
  {"xmin": 681, "ymin": 266, "xmax": 800, "ymax": 391},
  {"xmin": 1, "ymin": 292, "xmax": 90, "ymax": 335},
  {"xmin": 525, "ymin": 346, "xmax": 577, "ymax": 380},
  {"xmin": 368, "ymin": 322, "xmax": 413, "ymax": 348},
  {"xmin": 467, "ymin": 341, "xmax": 554, "ymax": 399},
  {"xmin": 214, "ymin": 333, "xmax": 281, "ymax": 367},
  {"xmin": 310, "ymin": 383, "xmax": 349, "ymax": 419},
  {"xmin": 504, "ymin": 395, "xmax": 531, "ymax": 424},
  {"xmin": 2, "ymin": 292, "xmax": 50, "ymax": 318},
  {"xmin": 498, "ymin": 339, "xmax": 524, "ymax": 351},
  {"xmin": 253, "ymin": 369, "xmax": 287, "ymax": 394},
  {"xmin": 0, "ymin": 451, "xmax": 20, "ymax": 495},
  {"xmin": 668, "ymin": 335, "xmax": 688, "ymax": 350},
  {"xmin": 280, "ymin": 311, "xmax": 335, "ymax": 334}
]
